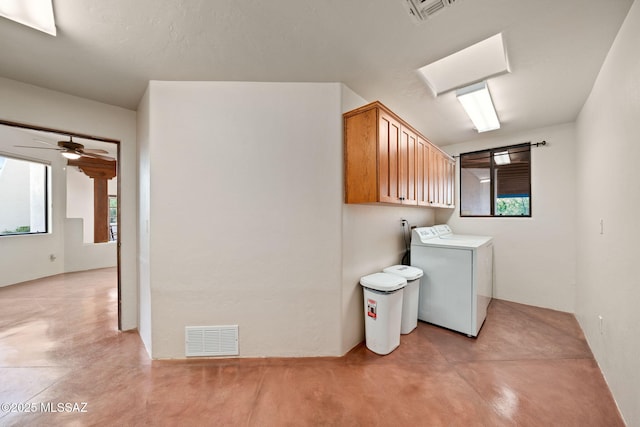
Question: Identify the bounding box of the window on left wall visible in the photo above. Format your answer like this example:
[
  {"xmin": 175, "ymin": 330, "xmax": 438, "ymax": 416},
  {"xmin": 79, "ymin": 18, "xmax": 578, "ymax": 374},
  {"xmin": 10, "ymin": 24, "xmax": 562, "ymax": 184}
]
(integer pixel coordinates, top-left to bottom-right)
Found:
[{"xmin": 0, "ymin": 155, "xmax": 50, "ymax": 236}]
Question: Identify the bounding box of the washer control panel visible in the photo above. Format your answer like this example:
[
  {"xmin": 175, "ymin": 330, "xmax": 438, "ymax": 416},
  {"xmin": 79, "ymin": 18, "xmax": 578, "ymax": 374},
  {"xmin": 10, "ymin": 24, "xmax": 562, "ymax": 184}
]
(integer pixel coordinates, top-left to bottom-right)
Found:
[
  {"xmin": 413, "ymin": 227, "xmax": 439, "ymax": 242},
  {"xmin": 433, "ymin": 224, "xmax": 452, "ymax": 236}
]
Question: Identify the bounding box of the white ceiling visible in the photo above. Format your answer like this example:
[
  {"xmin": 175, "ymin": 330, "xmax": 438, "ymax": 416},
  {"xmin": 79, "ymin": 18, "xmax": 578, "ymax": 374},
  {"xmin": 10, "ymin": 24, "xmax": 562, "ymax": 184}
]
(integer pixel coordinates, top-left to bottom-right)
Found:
[{"xmin": 0, "ymin": 0, "xmax": 634, "ymax": 146}]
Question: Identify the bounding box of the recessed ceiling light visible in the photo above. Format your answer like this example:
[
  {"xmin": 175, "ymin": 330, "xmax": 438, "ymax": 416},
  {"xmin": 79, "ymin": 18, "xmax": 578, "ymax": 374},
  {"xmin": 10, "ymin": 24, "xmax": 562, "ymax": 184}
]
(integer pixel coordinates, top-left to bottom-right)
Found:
[
  {"xmin": 417, "ymin": 33, "xmax": 509, "ymax": 96},
  {"xmin": 0, "ymin": 0, "xmax": 56, "ymax": 36}
]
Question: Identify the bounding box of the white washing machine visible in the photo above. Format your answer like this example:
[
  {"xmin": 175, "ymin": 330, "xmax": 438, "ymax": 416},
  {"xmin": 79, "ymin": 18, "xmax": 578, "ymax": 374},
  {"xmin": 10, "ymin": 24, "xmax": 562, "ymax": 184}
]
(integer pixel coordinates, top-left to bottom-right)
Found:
[{"xmin": 410, "ymin": 226, "xmax": 493, "ymax": 337}]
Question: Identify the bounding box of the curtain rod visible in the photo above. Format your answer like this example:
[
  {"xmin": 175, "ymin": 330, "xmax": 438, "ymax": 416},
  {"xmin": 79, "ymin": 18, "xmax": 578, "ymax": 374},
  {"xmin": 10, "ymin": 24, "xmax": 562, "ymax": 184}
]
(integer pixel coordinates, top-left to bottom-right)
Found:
[{"xmin": 452, "ymin": 140, "xmax": 547, "ymax": 159}]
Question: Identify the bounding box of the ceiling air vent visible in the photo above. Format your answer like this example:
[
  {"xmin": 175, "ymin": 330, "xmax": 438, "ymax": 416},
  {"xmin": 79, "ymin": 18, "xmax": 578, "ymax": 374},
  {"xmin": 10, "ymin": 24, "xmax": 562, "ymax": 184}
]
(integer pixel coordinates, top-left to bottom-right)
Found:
[{"xmin": 402, "ymin": 0, "xmax": 459, "ymax": 23}]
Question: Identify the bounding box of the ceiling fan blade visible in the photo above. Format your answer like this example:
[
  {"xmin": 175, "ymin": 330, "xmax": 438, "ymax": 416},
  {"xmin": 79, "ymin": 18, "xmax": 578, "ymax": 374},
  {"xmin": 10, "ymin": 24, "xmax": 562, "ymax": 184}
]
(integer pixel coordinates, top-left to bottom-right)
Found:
[
  {"xmin": 79, "ymin": 151, "xmax": 116, "ymax": 161},
  {"xmin": 14, "ymin": 145, "xmax": 63, "ymax": 150},
  {"xmin": 82, "ymin": 148, "xmax": 110, "ymax": 154},
  {"xmin": 32, "ymin": 138, "xmax": 58, "ymax": 147}
]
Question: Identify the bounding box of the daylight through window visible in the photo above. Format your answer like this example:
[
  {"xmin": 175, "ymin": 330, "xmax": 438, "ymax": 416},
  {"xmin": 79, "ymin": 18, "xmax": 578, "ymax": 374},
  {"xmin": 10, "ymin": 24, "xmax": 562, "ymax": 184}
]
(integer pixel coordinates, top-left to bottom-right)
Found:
[
  {"xmin": 109, "ymin": 195, "xmax": 117, "ymax": 241},
  {"xmin": 459, "ymin": 143, "xmax": 531, "ymax": 217},
  {"xmin": 0, "ymin": 155, "xmax": 50, "ymax": 235}
]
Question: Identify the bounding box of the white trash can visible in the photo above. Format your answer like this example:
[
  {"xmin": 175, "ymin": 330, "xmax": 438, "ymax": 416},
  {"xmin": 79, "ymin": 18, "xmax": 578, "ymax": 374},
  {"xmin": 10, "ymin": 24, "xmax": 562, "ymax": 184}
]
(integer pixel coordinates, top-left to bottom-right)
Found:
[
  {"xmin": 383, "ymin": 265, "xmax": 424, "ymax": 334},
  {"xmin": 360, "ymin": 272, "xmax": 407, "ymax": 355}
]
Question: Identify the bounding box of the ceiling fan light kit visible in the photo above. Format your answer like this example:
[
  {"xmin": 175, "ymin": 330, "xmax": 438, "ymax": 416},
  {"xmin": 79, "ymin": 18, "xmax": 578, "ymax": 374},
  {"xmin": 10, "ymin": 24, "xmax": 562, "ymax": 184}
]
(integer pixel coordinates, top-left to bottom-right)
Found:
[{"xmin": 61, "ymin": 151, "xmax": 81, "ymax": 160}]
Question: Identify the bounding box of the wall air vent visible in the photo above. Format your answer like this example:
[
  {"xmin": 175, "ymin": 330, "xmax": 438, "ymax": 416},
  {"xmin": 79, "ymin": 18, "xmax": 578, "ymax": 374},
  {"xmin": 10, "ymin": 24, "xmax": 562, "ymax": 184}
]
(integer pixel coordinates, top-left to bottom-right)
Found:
[
  {"xmin": 185, "ymin": 325, "xmax": 239, "ymax": 357},
  {"xmin": 402, "ymin": 0, "xmax": 460, "ymax": 23}
]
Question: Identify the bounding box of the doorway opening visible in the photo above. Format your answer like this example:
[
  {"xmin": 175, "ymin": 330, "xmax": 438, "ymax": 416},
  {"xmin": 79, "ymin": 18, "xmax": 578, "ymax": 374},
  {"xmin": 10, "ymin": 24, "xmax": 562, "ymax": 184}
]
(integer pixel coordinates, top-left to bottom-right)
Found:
[{"xmin": 0, "ymin": 118, "xmax": 122, "ymax": 329}]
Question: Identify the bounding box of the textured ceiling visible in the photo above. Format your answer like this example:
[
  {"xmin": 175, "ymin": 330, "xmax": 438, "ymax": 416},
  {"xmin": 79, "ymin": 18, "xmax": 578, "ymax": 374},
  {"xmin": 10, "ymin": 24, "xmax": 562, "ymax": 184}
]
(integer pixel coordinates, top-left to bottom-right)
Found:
[{"xmin": 0, "ymin": 0, "xmax": 634, "ymax": 145}]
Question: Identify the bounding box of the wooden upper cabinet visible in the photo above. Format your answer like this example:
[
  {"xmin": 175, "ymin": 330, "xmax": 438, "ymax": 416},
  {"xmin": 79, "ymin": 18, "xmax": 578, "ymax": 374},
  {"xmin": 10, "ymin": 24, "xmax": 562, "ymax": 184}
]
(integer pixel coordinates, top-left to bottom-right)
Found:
[
  {"xmin": 426, "ymin": 149, "xmax": 455, "ymax": 208},
  {"xmin": 400, "ymin": 125, "xmax": 418, "ymax": 205},
  {"xmin": 378, "ymin": 111, "xmax": 402, "ymax": 204},
  {"xmin": 343, "ymin": 106, "xmax": 378, "ymax": 204},
  {"xmin": 344, "ymin": 101, "xmax": 454, "ymax": 208}
]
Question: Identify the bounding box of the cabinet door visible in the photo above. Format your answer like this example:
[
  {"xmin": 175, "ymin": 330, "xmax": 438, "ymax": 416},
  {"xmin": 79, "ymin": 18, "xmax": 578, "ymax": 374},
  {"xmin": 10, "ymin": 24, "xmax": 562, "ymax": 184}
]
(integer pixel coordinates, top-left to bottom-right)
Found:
[
  {"xmin": 445, "ymin": 158, "xmax": 455, "ymax": 207},
  {"xmin": 426, "ymin": 148, "xmax": 455, "ymax": 207},
  {"xmin": 438, "ymin": 154, "xmax": 447, "ymax": 206},
  {"xmin": 417, "ymin": 139, "xmax": 430, "ymax": 206},
  {"xmin": 400, "ymin": 126, "xmax": 418, "ymax": 205},
  {"xmin": 344, "ymin": 101, "xmax": 455, "ymax": 208},
  {"xmin": 428, "ymin": 148, "xmax": 439, "ymax": 205},
  {"xmin": 378, "ymin": 111, "xmax": 402, "ymax": 204}
]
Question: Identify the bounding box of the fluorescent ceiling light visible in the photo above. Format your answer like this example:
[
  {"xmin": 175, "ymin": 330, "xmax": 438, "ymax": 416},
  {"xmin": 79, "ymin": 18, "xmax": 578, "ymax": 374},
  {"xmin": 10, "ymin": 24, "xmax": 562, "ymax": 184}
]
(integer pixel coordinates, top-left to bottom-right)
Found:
[
  {"xmin": 493, "ymin": 151, "xmax": 511, "ymax": 165},
  {"xmin": 479, "ymin": 178, "xmax": 491, "ymax": 183},
  {"xmin": 417, "ymin": 33, "xmax": 509, "ymax": 96},
  {"xmin": 0, "ymin": 0, "xmax": 56, "ymax": 36},
  {"xmin": 456, "ymin": 81, "xmax": 500, "ymax": 133}
]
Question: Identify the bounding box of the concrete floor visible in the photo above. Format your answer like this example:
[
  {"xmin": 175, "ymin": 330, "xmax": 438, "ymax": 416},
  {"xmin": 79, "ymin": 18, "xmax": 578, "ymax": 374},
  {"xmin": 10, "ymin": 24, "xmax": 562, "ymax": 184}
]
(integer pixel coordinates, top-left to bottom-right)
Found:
[{"xmin": 0, "ymin": 268, "xmax": 624, "ymax": 426}]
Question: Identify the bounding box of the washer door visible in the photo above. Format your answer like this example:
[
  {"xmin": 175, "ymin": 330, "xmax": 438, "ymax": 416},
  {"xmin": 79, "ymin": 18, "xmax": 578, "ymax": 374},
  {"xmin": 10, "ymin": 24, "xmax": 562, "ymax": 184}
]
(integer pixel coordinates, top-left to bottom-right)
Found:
[{"xmin": 412, "ymin": 245, "xmax": 473, "ymax": 334}]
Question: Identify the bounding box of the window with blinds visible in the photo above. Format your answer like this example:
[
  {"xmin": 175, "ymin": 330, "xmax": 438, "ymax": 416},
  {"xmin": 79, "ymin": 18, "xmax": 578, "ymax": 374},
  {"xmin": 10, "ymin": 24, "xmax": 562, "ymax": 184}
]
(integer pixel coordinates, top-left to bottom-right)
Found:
[{"xmin": 459, "ymin": 143, "xmax": 531, "ymax": 217}]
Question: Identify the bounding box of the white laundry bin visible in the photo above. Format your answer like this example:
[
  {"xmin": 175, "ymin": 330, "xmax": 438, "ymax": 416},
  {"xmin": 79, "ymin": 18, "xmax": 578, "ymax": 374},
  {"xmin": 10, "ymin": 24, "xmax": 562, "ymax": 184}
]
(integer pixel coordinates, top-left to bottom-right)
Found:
[
  {"xmin": 383, "ymin": 265, "xmax": 424, "ymax": 334},
  {"xmin": 360, "ymin": 272, "xmax": 407, "ymax": 355}
]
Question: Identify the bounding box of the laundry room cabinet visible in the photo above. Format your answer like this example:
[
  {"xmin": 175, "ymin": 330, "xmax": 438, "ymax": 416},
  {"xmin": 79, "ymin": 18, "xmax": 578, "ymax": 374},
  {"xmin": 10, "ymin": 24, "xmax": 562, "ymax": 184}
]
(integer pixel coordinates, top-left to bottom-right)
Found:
[
  {"xmin": 428, "ymin": 148, "xmax": 455, "ymax": 208},
  {"xmin": 344, "ymin": 100, "xmax": 454, "ymax": 208}
]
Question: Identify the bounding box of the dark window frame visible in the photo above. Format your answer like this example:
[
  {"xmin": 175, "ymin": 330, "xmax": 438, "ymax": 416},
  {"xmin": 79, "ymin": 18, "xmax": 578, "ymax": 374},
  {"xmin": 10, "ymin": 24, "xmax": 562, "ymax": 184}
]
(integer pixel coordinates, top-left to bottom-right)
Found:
[{"xmin": 459, "ymin": 143, "xmax": 532, "ymax": 218}]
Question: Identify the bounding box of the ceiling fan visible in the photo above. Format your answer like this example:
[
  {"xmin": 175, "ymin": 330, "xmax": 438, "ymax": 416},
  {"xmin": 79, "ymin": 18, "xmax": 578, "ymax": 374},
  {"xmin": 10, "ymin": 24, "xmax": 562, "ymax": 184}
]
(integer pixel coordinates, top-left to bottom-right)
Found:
[{"xmin": 15, "ymin": 136, "xmax": 115, "ymax": 161}]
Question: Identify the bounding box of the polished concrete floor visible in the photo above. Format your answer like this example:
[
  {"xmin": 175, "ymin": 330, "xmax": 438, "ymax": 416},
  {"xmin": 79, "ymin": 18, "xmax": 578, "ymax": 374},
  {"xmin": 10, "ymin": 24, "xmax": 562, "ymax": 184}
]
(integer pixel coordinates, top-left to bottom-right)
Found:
[{"xmin": 0, "ymin": 268, "xmax": 624, "ymax": 426}]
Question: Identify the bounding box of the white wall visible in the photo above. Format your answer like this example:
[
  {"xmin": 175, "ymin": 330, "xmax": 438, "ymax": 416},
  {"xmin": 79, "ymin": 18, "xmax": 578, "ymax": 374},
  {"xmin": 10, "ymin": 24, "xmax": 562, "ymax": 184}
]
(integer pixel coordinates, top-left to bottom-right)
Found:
[
  {"xmin": 138, "ymin": 81, "xmax": 441, "ymax": 358},
  {"xmin": 66, "ymin": 166, "xmax": 94, "ymax": 242},
  {"xmin": 137, "ymin": 86, "xmax": 153, "ymax": 355},
  {"xmin": 341, "ymin": 204, "xmax": 435, "ymax": 352},
  {"xmin": 437, "ymin": 123, "xmax": 577, "ymax": 313},
  {"xmin": 64, "ymin": 218, "xmax": 117, "ymax": 272},
  {"xmin": 0, "ymin": 126, "xmax": 66, "ymax": 286},
  {"xmin": 575, "ymin": 2, "xmax": 640, "ymax": 425},
  {"xmin": 142, "ymin": 81, "xmax": 345, "ymax": 358},
  {"xmin": 63, "ymin": 169, "xmax": 118, "ymax": 270},
  {"xmin": 0, "ymin": 77, "xmax": 138, "ymax": 330},
  {"xmin": 340, "ymin": 86, "xmax": 437, "ymax": 353}
]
